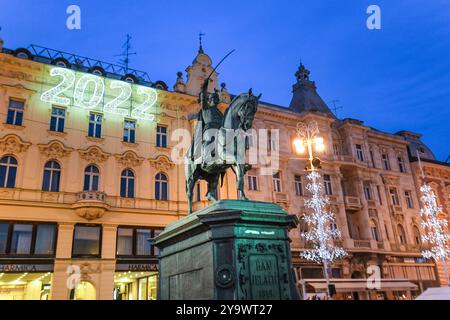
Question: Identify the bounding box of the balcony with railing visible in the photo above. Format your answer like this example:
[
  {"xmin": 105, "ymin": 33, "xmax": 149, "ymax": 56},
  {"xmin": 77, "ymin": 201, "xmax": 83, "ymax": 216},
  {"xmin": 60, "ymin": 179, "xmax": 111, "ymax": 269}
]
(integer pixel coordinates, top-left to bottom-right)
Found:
[
  {"xmin": 72, "ymin": 191, "xmax": 109, "ymax": 220},
  {"xmin": 344, "ymin": 196, "xmax": 362, "ymax": 211}
]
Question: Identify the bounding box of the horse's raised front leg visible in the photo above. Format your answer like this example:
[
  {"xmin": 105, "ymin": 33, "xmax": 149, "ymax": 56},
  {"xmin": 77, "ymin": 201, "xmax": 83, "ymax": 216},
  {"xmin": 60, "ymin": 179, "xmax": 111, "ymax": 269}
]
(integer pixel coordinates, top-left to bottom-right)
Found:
[
  {"xmin": 206, "ymin": 174, "xmax": 219, "ymax": 202},
  {"xmin": 236, "ymin": 164, "xmax": 248, "ymax": 200}
]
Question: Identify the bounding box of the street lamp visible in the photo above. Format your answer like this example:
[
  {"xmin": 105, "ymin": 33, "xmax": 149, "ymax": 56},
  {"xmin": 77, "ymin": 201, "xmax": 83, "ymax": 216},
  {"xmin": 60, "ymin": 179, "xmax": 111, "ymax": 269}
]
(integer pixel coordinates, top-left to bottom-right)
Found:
[
  {"xmin": 293, "ymin": 121, "xmax": 345, "ymax": 300},
  {"xmin": 293, "ymin": 121, "xmax": 325, "ymax": 170}
]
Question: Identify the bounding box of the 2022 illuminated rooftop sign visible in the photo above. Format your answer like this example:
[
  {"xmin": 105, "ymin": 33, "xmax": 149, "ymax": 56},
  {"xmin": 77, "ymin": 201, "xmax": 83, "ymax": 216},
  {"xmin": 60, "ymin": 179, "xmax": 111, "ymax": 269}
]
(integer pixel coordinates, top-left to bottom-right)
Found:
[{"xmin": 40, "ymin": 66, "xmax": 158, "ymax": 121}]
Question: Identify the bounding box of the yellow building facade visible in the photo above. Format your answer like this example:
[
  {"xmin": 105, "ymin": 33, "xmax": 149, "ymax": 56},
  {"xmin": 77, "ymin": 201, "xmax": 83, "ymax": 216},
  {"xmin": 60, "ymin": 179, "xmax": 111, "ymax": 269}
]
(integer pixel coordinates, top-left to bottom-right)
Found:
[{"xmin": 0, "ymin": 39, "xmax": 446, "ymax": 300}]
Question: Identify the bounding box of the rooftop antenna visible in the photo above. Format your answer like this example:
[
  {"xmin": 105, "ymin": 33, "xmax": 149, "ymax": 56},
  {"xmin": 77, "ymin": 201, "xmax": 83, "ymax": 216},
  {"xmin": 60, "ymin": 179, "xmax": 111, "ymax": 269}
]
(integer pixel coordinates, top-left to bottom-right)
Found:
[
  {"xmin": 329, "ymin": 99, "xmax": 343, "ymax": 118},
  {"xmin": 114, "ymin": 34, "xmax": 136, "ymax": 72}
]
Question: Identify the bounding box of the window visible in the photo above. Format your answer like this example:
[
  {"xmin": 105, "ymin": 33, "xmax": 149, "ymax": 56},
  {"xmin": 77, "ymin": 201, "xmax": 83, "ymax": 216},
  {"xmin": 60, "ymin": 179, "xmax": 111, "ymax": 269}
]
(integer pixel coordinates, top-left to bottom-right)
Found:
[
  {"xmin": 404, "ymin": 191, "xmax": 414, "ymax": 209},
  {"xmin": 50, "ymin": 106, "xmax": 66, "ymax": 132},
  {"xmin": 273, "ymin": 172, "xmax": 282, "ymax": 192},
  {"xmin": 397, "ymin": 156, "xmax": 405, "ymax": 173},
  {"xmin": 34, "ymin": 224, "xmax": 56, "ymax": 255},
  {"xmin": 0, "ymin": 222, "xmax": 56, "ymax": 256},
  {"xmin": 136, "ymin": 229, "xmax": 152, "ymax": 256},
  {"xmin": 376, "ymin": 185, "xmax": 383, "ymax": 205},
  {"xmin": 0, "ymin": 156, "xmax": 17, "ymax": 188},
  {"xmin": 324, "ymin": 174, "xmax": 333, "ymax": 195},
  {"xmin": 363, "ymin": 183, "xmax": 372, "ymax": 201},
  {"xmin": 355, "ymin": 144, "xmax": 364, "ymax": 161},
  {"xmin": 397, "ymin": 225, "xmax": 407, "ymax": 245},
  {"xmin": 247, "ymin": 175, "xmax": 258, "ymax": 191},
  {"xmin": 88, "ymin": 113, "xmax": 102, "ymax": 138},
  {"xmin": 116, "ymin": 228, "xmax": 133, "ymax": 256},
  {"xmin": 195, "ymin": 182, "xmax": 201, "ymax": 202},
  {"xmin": 155, "ymin": 172, "xmax": 168, "ymax": 200},
  {"xmin": 0, "ymin": 223, "xmax": 8, "ymax": 254},
  {"xmin": 370, "ymin": 220, "xmax": 379, "ymax": 241},
  {"xmin": 413, "ymin": 226, "xmax": 421, "ymax": 245},
  {"xmin": 299, "ymin": 215, "xmax": 308, "ymax": 234},
  {"xmin": 116, "ymin": 227, "xmax": 161, "ymax": 257},
  {"xmin": 10, "ymin": 224, "xmax": 33, "ymax": 254},
  {"xmin": 84, "ymin": 165, "xmax": 100, "ymax": 191},
  {"xmin": 123, "ymin": 120, "xmax": 136, "ymax": 143},
  {"xmin": 369, "ymin": 149, "xmax": 375, "ymax": 167},
  {"xmin": 294, "ymin": 175, "xmax": 303, "ymax": 196},
  {"xmin": 6, "ymin": 99, "xmax": 24, "ymax": 126},
  {"xmin": 389, "ymin": 188, "xmax": 400, "ymax": 206},
  {"xmin": 156, "ymin": 125, "xmax": 167, "ymax": 148},
  {"xmin": 72, "ymin": 225, "xmax": 101, "ymax": 257},
  {"xmin": 333, "ymin": 144, "xmax": 340, "ymax": 156},
  {"xmin": 120, "ymin": 169, "xmax": 135, "ymax": 198},
  {"xmin": 42, "ymin": 160, "xmax": 61, "ymax": 192},
  {"xmin": 382, "ymin": 154, "xmax": 391, "ymax": 170}
]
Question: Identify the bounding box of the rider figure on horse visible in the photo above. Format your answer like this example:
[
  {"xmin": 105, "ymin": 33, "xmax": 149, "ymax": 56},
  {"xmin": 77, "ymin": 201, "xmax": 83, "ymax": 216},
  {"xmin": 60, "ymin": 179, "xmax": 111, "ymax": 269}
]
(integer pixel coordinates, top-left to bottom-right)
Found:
[{"xmin": 197, "ymin": 78, "xmax": 223, "ymax": 168}]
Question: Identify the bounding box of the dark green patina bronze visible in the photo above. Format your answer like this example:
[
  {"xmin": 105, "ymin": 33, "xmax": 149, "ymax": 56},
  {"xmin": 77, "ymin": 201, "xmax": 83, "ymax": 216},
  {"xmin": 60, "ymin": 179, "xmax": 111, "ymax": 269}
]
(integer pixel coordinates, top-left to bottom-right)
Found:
[{"xmin": 155, "ymin": 200, "xmax": 300, "ymax": 300}]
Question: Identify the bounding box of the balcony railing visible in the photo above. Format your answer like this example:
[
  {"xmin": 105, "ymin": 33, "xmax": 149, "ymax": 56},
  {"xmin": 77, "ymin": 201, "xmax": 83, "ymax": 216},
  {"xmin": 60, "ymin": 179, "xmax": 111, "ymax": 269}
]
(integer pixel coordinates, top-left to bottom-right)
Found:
[
  {"xmin": 353, "ymin": 240, "xmax": 371, "ymax": 248},
  {"xmin": 274, "ymin": 192, "xmax": 288, "ymax": 203},
  {"xmin": 344, "ymin": 196, "xmax": 362, "ymax": 211},
  {"xmin": 77, "ymin": 191, "xmax": 107, "ymax": 202},
  {"xmin": 72, "ymin": 191, "xmax": 109, "ymax": 220}
]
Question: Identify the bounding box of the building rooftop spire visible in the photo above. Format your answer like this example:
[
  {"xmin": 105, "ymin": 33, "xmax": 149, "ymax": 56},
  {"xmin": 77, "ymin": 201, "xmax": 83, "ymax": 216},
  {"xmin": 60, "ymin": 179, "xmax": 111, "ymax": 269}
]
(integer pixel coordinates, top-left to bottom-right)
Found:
[{"xmin": 198, "ymin": 32, "xmax": 205, "ymax": 54}]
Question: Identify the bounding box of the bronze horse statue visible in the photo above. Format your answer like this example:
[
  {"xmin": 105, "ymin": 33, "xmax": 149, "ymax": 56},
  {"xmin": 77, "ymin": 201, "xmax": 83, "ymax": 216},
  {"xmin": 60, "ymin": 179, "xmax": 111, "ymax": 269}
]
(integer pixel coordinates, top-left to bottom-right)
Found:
[{"xmin": 185, "ymin": 89, "xmax": 260, "ymax": 214}]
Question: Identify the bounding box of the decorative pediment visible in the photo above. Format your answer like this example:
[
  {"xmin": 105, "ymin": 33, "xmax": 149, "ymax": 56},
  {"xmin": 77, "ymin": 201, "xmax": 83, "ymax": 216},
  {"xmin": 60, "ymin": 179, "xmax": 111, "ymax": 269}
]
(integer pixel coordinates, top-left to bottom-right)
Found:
[
  {"xmin": 115, "ymin": 151, "xmax": 144, "ymax": 167},
  {"xmin": 78, "ymin": 146, "xmax": 110, "ymax": 163},
  {"xmin": 149, "ymin": 155, "xmax": 175, "ymax": 171},
  {"xmin": 0, "ymin": 134, "xmax": 31, "ymax": 154},
  {"xmin": 381, "ymin": 174, "xmax": 400, "ymax": 185},
  {"xmin": 38, "ymin": 140, "xmax": 73, "ymax": 159}
]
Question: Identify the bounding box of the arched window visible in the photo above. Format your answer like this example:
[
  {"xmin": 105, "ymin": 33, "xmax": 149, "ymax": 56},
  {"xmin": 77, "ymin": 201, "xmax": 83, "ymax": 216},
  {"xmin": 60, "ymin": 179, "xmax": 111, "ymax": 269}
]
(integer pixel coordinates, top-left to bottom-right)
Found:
[
  {"xmin": 413, "ymin": 226, "xmax": 421, "ymax": 245},
  {"xmin": 397, "ymin": 225, "xmax": 407, "ymax": 245},
  {"xmin": 84, "ymin": 165, "xmax": 100, "ymax": 191},
  {"xmin": 0, "ymin": 156, "xmax": 18, "ymax": 188},
  {"xmin": 370, "ymin": 219, "xmax": 380, "ymax": 241},
  {"xmin": 42, "ymin": 160, "xmax": 61, "ymax": 192},
  {"xmin": 120, "ymin": 169, "xmax": 135, "ymax": 198},
  {"xmin": 155, "ymin": 172, "xmax": 168, "ymax": 200}
]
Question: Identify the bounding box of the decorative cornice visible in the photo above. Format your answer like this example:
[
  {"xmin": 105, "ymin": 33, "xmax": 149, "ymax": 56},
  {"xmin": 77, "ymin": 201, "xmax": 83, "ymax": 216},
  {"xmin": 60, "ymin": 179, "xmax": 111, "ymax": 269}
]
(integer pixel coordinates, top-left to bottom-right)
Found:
[
  {"xmin": 115, "ymin": 150, "xmax": 144, "ymax": 167},
  {"xmin": 0, "ymin": 134, "xmax": 31, "ymax": 154},
  {"xmin": 149, "ymin": 155, "xmax": 175, "ymax": 171},
  {"xmin": 78, "ymin": 146, "xmax": 110, "ymax": 163},
  {"xmin": 37, "ymin": 140, "xmax": 73, "ymax": 159}
]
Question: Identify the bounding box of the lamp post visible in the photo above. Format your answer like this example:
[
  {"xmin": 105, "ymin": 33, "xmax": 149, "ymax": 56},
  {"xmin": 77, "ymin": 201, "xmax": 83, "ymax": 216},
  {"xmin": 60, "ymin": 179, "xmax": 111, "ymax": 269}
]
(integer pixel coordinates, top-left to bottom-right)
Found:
[{"xmin": 294, "ymin": 121, "xmax": 346, "ymax": 300}]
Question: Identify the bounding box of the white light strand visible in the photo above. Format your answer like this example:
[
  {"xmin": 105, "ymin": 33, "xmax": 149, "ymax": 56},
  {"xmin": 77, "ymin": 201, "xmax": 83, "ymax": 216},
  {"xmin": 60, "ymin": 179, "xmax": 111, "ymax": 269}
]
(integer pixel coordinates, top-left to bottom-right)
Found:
[
  {"xmin": 74, "ymin": 73, "xmax": 105, "ymax": 109},
  {"xmin": 419, "ymin": 184, "xmax": 450, "ymax": 261},
  {"xmin": 40, "ymin": 67, "xmax": 75, "ymax": 106},
  {"xmin": 131, "ymin": 86, "xmax": 157, "ymax": 121},
  {"xmin": 104, "ymin": 80, "xmax": 131, "ymax": 115},
  {"xmin": 300, "ymin": 171, "xmax": 347, "ymax": 264}
]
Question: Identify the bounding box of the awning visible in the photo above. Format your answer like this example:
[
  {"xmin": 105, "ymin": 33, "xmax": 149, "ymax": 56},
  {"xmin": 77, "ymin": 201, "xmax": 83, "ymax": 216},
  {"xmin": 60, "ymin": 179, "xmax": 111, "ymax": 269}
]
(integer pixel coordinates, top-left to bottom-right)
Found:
[{"xmin": 301, "ymin": 279, "xmax": 418, "ymax": 293}]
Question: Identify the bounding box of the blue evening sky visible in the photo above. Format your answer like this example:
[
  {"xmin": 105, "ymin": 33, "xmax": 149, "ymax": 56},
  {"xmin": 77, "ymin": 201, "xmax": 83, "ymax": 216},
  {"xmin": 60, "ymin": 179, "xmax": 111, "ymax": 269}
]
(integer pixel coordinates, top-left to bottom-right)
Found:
[{"xmin": 1, "ymin": 0, "xmax": 449, "ymax": 160}]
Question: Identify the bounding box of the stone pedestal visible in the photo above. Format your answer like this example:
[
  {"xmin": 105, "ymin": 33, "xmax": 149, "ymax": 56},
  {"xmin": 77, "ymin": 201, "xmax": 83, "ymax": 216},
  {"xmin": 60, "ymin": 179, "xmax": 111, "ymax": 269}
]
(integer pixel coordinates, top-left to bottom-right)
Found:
[{"xmin": 155, "ymin": 200, "xmax": 300, "ymax": 300}]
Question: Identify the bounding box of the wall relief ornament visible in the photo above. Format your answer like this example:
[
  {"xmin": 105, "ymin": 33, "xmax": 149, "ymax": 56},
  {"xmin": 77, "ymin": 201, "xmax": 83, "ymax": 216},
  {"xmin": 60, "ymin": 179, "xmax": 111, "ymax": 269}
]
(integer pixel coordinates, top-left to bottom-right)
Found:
[
  {"xmin": 78, "ymin": 146, "xmax": 110, "ymax": 163},
  {"xmin": 149, "ymin": 155, "xmax": 175, "ymax": 171},
  {"xmin": 38, "ymin": 140, "xmax": 73, "ymax": 159},
  {"xmin": 0, "ymin": 134, "xmax": 31, "ymax": 154},
  {"xmin": 115, "ymin": 150, "xmax": 144, "ymax": 167}
]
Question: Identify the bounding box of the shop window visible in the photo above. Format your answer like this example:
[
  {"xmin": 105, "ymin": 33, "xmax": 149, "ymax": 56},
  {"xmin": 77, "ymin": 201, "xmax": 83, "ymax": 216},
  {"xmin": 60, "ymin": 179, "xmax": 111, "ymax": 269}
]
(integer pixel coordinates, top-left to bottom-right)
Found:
[
  {"xmin": 0, "ymin": 155, "xmax": 18, "ymax": 188},
  {"xmin": 138, "ymin": 274, "xmax": 158, "ymax": 300},
  {"xmin": 6, "ymin": 99, "xmax": 25, "ymax": 126},
  {"xmin": 42, "ymin": 160, "xmax": 61, "ymax": 192},
  {"xmin": 72, "ymin": 225, "xmax": 101, "ymax": 257},
  {"xmin": 116, "ymin": 227, "xmax": 162, "ymax": 257},
  {"xmin": 0, "ymin": 222, "xmax": 56, "ymax": 256},
  {"xmin": 34, "ymin": 224, "xmax": 56, "ymax": 255}
]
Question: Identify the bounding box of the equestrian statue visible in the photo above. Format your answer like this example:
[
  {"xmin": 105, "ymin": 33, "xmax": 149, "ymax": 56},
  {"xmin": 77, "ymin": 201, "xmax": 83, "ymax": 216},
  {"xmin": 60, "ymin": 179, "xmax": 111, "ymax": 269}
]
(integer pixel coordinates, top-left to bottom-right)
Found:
[{"xmin": 185, "ymin": 55, "xmax": 260, "ymax": 214}]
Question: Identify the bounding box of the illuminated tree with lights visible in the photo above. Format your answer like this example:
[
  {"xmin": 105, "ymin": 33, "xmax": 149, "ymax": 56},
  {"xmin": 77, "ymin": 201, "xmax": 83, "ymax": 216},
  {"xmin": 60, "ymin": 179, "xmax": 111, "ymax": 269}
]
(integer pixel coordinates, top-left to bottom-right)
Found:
[
  {"xmin": 294, "ymin": 121, "xmax": 347, "ymax": 299},
  {"xmin": 419, "ymin": 184, "xmax": 450, "ymax": 286}
]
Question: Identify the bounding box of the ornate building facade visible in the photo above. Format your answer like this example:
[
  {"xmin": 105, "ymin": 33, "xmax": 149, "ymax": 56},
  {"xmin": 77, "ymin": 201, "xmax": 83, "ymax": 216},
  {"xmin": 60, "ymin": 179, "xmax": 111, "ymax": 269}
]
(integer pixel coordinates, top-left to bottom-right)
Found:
[{"xmin": 0, "ymin": 37, "xmax": 446, "ymax": 300}]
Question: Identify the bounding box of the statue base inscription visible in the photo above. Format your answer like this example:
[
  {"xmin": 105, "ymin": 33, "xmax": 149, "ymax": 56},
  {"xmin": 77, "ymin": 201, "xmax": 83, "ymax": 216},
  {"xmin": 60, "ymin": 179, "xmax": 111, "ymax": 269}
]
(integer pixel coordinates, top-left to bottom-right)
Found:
[{"xmin": 155, "ymin": 200, "xmax": 300, "ymax": 300}]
